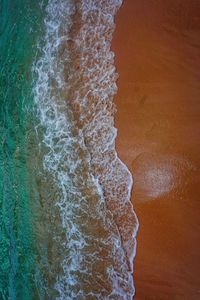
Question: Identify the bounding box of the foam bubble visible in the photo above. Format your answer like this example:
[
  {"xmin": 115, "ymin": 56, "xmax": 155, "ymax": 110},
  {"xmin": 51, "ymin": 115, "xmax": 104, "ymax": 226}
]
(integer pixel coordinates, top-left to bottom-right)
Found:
[{"xmin": 33, "ymin": 0, "xmax": 138, "ymax": 299}]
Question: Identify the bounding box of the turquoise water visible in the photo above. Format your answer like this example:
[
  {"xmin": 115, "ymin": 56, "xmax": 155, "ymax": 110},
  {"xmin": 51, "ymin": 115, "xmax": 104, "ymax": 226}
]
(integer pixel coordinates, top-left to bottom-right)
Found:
[
  {"xmin": 0, "ymin": 1, "xmax": 46, "ymax": 298},
  {"xmin": 0, "ymin": 1, "xmax": 138, "ymax": 299}
]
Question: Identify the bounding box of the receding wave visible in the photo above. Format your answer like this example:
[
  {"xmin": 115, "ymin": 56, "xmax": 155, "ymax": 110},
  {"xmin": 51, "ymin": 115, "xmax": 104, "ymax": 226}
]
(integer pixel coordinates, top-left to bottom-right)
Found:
[{"xmin": 33, "ymin": 0, "xmax": 138, "ymax": 299}]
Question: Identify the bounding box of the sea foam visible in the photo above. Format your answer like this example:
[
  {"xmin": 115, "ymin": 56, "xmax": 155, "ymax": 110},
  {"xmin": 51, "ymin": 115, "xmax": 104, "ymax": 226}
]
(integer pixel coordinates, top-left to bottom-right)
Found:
[{"xmin": 33, "ymin": 0, "xmax": 138, "ymax": 299}]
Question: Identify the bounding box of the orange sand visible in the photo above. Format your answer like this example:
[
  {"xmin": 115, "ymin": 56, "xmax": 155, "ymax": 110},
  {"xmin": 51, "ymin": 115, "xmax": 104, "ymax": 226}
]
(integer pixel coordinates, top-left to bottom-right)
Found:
[{"xmin": 112, "ymin": 1, "xmax": 200, "ymax": 299}]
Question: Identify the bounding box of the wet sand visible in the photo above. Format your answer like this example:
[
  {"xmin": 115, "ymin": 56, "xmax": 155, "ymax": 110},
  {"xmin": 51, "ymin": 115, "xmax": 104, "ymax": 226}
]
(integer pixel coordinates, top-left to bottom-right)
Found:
[{"xmin": 112, "ymin": 1, "xmax": 200, "ymax": 299}]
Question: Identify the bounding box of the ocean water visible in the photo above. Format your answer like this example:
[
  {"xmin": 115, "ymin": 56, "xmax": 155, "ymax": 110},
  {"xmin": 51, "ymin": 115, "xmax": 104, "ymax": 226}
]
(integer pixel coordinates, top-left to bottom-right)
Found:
[{"xmin": 0, "ymin": 0, "xmax": 138, "ymax": 299}]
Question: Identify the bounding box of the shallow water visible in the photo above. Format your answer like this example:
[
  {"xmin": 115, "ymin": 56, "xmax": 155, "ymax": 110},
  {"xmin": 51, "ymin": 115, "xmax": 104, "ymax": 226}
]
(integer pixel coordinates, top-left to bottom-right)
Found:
[
  {"xmin": 0, "ymin": 1, "xmax": 46, "ymax": 298},
  {"xmin": 0, "ymin": 1, "xmax": 138, "ymax": 299}
]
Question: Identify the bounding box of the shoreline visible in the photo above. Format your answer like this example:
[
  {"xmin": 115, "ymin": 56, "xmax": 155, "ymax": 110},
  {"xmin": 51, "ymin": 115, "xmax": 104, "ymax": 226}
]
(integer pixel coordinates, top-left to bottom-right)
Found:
[{"xmin": 112, "ymin": 0, "xmax": 200, "ymax": 299}]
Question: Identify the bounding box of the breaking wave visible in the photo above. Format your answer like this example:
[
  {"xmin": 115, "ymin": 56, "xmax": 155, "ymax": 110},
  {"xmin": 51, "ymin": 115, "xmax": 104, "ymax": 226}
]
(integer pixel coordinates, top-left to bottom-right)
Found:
[{"xmin": 33, "ymin": 0, "xmax": 138, "ymax": 299}]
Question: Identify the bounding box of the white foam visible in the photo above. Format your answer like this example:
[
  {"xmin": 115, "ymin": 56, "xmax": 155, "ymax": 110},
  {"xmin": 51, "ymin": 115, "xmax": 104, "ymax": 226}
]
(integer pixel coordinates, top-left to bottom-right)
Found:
[{"xmin": 33, "ymin": 0, "xmax": 138, "ymax": 299}]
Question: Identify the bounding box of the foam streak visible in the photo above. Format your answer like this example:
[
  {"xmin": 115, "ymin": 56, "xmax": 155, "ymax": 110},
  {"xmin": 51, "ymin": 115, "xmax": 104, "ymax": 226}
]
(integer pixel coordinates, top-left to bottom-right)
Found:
[{"xmin": 33, "ymin": 0, "xmax": 138, "ymax": 299}]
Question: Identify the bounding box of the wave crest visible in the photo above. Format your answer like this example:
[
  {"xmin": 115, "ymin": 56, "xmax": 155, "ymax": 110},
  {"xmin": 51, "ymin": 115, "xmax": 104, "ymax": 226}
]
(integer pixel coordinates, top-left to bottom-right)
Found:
[{"xmin": 33, "ymin": 0, "xmax": 138, "ymax": 299}]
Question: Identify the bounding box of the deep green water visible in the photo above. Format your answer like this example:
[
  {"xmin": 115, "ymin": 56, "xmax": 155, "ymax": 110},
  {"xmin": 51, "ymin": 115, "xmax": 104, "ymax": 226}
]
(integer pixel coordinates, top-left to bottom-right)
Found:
[{"xmin": 0, "ymin": 1, "xmax": 46, "ymax": 299}]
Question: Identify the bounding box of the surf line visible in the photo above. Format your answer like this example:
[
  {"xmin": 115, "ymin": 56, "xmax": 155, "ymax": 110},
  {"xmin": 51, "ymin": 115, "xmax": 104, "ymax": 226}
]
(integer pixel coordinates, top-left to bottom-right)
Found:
[{"xmin": 33, "ymin": 0, "xmax": 138, "ymax": 299}]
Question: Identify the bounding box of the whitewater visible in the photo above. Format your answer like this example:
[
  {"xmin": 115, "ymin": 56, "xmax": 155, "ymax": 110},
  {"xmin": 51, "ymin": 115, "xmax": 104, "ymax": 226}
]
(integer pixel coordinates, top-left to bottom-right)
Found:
[{"xmin": 33, "ymin": 0, "xmax": 138, "ymax": 299}]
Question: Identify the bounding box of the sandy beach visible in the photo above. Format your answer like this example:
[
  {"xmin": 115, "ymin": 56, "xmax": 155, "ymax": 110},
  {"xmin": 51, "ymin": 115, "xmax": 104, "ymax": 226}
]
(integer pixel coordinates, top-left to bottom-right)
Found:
[{"xmin": 112, "ymin": 0, "xmax": 200, "ymax": 299}]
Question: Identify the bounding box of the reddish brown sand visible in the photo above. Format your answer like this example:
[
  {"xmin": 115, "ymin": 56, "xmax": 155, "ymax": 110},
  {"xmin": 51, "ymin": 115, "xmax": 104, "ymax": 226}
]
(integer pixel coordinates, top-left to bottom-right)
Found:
[{"xmin": 112, "ymin": 1, "xmax": 200, "ymax": 299}]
